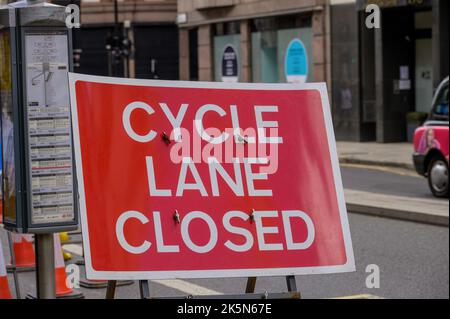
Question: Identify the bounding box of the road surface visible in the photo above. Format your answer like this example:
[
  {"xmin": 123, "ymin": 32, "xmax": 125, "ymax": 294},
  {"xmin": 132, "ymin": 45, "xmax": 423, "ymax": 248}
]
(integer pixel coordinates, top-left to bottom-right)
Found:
[{"xmin": 1, "ymin": 165, "xmax": 448, "ymax": 299}]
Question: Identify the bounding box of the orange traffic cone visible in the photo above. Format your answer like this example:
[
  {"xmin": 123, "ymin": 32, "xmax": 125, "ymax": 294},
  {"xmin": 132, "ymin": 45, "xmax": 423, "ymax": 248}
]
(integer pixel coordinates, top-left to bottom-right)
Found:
[
  {"xmin": 0, "ymin": 242, "xmax": 12, "ymax": 299},
  {"xmin": 54, "ymin": 234, "xmax": 84, "ymax": 299},
  {"xmin": 7, "ymin": 233, "xmax": 35, "ymax": 272},
  {"xmin": 54, "ymin": 234, "xmax": 73, "ymax": 296}
]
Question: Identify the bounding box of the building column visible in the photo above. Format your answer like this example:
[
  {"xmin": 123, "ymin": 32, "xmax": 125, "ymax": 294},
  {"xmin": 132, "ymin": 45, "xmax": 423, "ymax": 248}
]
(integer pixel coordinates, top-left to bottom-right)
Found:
[
  {"xmin": 240, "ymin": 19, "xmax": 252, "ymax": 82},
  {"xmin": 312, "ymin": 9, "xmax": 326, "ymax": 82},
  {"xmin": 374, "ymin": 25, "xmax": 385, "ymax": 143},
  {"xmin": 198, "ymin": 24, "xmax": 214, "ymax": 81},
  {"xmin": 324, "ymin": 2, "xmax": 332, "ymax": 96},
  {"xmin": 179, "ymin": 28, "xmax": 190, "ymax": 80},
  {"xmin": 432, "ymin": 0, "xmax": 449, "ymax": 88}
]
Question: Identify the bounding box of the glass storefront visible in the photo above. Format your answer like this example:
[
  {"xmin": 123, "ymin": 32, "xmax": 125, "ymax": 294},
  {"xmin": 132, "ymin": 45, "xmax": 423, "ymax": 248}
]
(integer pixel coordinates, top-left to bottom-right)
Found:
[
  {"xmin": 213, "ymin": 22, "xmax": 242, "ymax": 82},
  {"xmin": 414, "ymin": 10, "xmax": 433, "ymax": 113},
  {"xmin": 212, "ymin": 14, "xmax": 313, "ymax": 84},
  {"xmin": 251, "ymin": 15, "xmax": 313, "ymax": 84},
  {"xmin": 214, "ymin": 34, "xmax": 241, "ymax": 82}
]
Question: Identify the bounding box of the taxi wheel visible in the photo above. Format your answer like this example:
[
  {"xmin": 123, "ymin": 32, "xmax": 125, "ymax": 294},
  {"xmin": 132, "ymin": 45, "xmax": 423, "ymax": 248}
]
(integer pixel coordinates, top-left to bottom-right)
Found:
[{"xmin": 427, "ymin": 156, "xmax": 449, "ymax": 198}]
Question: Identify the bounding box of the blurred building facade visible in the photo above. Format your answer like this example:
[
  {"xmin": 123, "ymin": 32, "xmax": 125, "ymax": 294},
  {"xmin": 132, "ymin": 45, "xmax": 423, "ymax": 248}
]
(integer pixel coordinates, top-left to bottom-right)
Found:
[
  {"xmin": 177, "ymin": 0, "xmax": 331, "ymax": 85},
  {"xmin": 331, "ymin": 0, "xmax": 448, "ymax": 142},
  {"xmin": 58, "ymin": 0, "xmax": 180, "ymax": 79},
  {"xmin": 1, "ymin": 0, "xmax": 447, "ymax": 143},
  {"xmin": 178, "ymin": 0, "xmax": 448, "ymax": 143}
]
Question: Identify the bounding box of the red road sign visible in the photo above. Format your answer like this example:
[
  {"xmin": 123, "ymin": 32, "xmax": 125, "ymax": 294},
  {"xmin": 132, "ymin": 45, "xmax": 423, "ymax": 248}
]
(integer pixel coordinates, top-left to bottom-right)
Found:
[{"xmin": 69, "ymin": 73, "xmax": 354, "ymax": 280}]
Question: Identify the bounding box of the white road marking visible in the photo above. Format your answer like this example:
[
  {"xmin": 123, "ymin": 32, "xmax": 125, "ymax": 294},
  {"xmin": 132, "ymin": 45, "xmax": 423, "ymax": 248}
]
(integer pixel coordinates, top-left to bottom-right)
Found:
[
  {"xmin": 151, "ymin": 279, "xmax": 223, "ymax": 296},
  {"xmin": 60, "ymin": 243, "xmax": 222, "ymax": 296},
  {"xmin": 62, "ymin": 244, "xmax": 83, "ymax": 256},
  {"xmin": 331, "ymin": 294, "xmax": 383, "ymax": 299},
  {"xmin": 30, "ymin": 241, "xmax": 384, "ymax": 299}
]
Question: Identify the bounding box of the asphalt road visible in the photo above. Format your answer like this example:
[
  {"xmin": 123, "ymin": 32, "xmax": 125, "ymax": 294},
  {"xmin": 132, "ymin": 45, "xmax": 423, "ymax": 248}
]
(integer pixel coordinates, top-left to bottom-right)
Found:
[
  {"xmin": 1, "ymin": 165, "xmax": 448, "ymax": 299},
  {"xmin": 2, "ymin": 211, "xmax": 448, "ymax": 299},
  {"xmin": 340, "ymin": 164, "xmax": 440, "ymax": 200}
]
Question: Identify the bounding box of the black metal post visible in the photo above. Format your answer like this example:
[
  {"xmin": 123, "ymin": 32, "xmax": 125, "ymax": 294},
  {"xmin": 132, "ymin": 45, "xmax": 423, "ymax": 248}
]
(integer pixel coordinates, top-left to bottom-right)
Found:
[
  {"xmin": 112, "ymin": 0, "xmax": 119, "ymax": 76},
  {"xmin": 106, "ymin": 280, "xmax": 117, "ymax": 299},
  {"xmin": 139, "ymin": 280, "xmax": 150, "ymax": 299},
  {"xmin": 286, "ymin": 275, "xmax": 297, "ymax": 292},
  {"xmin": 245, "ymin": 277, "xmax": 257, "ymax": 293}
]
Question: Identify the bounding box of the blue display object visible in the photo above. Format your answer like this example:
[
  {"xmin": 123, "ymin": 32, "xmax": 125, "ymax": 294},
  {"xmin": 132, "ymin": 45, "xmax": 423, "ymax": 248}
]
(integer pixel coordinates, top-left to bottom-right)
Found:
[{"xmin": 285, "ymin": 39, "xmax": 308, "ymax": 83}]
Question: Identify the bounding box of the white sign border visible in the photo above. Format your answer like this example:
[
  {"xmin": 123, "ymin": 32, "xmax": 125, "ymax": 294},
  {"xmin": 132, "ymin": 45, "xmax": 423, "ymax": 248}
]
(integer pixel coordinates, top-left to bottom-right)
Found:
[{"xmin": 68, "ymin": 73, "xmax": 355, "ymax": 280}]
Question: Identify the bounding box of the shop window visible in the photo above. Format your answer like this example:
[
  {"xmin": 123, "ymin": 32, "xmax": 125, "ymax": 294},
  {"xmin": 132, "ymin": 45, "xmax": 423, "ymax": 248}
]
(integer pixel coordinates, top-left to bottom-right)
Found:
[
  {"xmin": 213, "ymin": 22, "xmax": 241, "ymax": 82},
  {"xmin": 414, "ymin": 10, "xmax": 433, "ymax": 113},
  {"xmin": 213, "ymin": 34, "xmax": 241, "ymax": 82},
  {"xmin": 214, "ymin": 21, "xmax": 241, "ymax": 36},
  {"xmin": 252, "ymin": 14, "xmax": 311, "ymax": 32},
  {"xmin": 251, "ymin": 14, "xmax": 313, "ymax": 84}
]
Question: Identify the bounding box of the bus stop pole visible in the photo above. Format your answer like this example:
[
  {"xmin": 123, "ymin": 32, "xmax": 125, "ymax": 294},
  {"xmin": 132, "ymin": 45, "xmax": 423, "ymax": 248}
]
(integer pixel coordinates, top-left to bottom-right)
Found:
[{"xmin": 35, "ymin": 233, "xmax": 55, "ymax": 299}]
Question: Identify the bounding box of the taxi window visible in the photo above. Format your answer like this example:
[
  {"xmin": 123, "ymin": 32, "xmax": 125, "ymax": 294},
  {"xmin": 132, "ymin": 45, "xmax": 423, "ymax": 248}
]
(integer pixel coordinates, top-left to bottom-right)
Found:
[{"xmin": 433, "ymin": 83, "xmax": 449, "ymax": 119}]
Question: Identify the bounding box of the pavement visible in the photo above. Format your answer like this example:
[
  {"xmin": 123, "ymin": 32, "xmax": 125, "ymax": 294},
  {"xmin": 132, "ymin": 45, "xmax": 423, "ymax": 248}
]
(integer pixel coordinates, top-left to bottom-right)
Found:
[
  {"xmin": 337, "ymin": 142, "xmax": 449, "ymax": 227},
  {"xmin": 345, "ymin": 189, "xmax": 448, "ymax": 226},
  {"xmin": 337, "ymin": 141, "xmax": 414, "ymax": 170}
]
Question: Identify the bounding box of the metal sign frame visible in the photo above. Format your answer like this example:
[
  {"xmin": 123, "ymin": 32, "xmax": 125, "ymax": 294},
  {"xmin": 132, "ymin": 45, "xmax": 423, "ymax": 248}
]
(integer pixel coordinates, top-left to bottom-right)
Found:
[
  {"xmin": 105, "ymin": 276, "xmax": 301, "ymax": 300},
  {"xmin": 1, "ymin": 4, "xmax": 79, "ymax": 234}
]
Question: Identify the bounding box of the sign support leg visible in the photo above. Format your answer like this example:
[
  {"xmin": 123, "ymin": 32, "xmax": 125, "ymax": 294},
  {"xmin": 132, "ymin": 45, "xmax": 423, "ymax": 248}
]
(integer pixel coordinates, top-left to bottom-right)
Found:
[
  {"xmin": 35, "ymin": 233, "xmax": 55, "ymax": 299},
  {"xmin": 106, "ymin": 280, "xmax": 117, "ymax": 299},
  {"xmin": 286, "ymin": 275, "xmax": 298, "ymax": 293},
  {"xmin": 139, "ymin": 280, "xmax": 150, "ymax": 299},
  {"xmin": 245, "ymin": 277, "xmax": 257, "ymax": 293}
]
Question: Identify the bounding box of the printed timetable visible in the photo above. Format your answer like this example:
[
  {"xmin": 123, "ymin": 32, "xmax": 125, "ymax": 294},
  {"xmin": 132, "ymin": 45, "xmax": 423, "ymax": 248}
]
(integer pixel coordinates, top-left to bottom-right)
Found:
[{"xmin": 24, "ymin": 32, "xmax": 75, "ymax": 225}]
